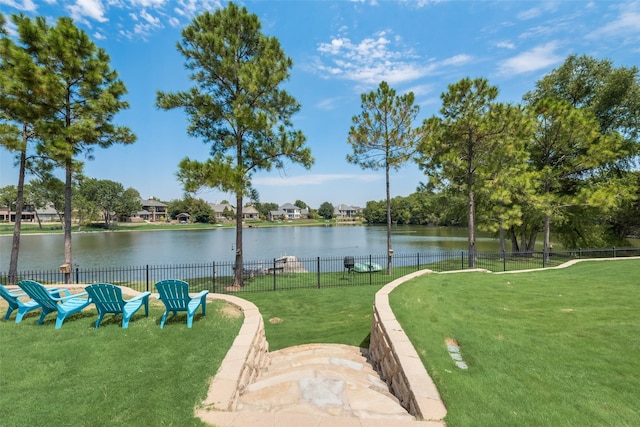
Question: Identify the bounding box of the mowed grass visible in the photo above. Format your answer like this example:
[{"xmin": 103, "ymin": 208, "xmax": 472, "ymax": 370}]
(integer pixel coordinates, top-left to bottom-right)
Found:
[
  {"xmin": 240, "ymin": 284, "xmax": 385, "ymax": 350},
  {"xmin": 390, "ymin": 259, "xmax": 640, "ymax": 427},
  {"xmin": 0, "ymin": 299, "xmax": 242, "ymax": 426}
]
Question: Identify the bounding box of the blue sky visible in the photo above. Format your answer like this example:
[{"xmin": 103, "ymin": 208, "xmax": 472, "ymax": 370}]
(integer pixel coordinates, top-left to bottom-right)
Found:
[{"xmin": 1, "ymin": 0, "xmax": 639, "ymax": 209}]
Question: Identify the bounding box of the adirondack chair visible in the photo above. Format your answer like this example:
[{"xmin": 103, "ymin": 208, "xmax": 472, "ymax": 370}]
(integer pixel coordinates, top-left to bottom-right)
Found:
[
  {"xmin": 85, "ymin": 283, "xmax": 151, "ymax": 329},
  {"xmin": 0, "ymin": 284, "xmax": 67, "ymax": 323},
  {"xmin": 17, "ymin": 280, "xmax": 90, "ymax": 329},
  {"xmin": 154, "ymin": 279, "xmax": 209, "ymax": 328}
]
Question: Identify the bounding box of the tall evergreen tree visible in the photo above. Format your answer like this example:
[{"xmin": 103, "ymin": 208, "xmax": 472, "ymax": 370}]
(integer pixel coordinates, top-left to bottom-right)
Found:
[
  {"xmin": 14, "ymin": 16, "xmax": 136, "ymax": 281},
  {"xmin": 157, "ymin": 3, "xmax": 313, "ymax": 286},
  {"xmin": 417, "ymin": 78, "xmax": 531, "ymax": 267},
  {"xmin": 0, "ymin": 14, "xmax": 52, "ymax": 283},
  {"xmin": 347, "ymin": 81, "xmax": 420, "ymax": 274}
]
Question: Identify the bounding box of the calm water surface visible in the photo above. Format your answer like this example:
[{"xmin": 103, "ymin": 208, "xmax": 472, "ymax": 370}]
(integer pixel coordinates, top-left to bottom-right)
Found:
[{"xmin": 0, "ymin": 225, "xmax": 535, "ymax": 271}]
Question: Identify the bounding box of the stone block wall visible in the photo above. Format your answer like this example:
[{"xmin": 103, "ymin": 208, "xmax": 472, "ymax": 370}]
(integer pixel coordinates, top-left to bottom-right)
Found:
[
  {"xmin": 199, "ymin": 294, "xmax": 270, "ymax": 412},
  {"xmin": 369, "ymin": 270, "xmax": 448, "ymax": 422}
]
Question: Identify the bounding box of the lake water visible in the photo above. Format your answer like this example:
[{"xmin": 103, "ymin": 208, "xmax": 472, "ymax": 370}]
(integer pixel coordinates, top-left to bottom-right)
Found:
[{"xmin": 1, "ymin": 225, "xmax": 507, "ymax": 271}]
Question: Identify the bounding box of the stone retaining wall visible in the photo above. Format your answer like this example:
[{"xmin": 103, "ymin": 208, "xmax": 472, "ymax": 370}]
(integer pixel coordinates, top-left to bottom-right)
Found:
[
  {"xmin": 199, "ymin": 294, "xmax": 270, "ymax": 412},
  {"xmin": 369, "ymin": 270, "xmax": 448, "ymax": 422}
]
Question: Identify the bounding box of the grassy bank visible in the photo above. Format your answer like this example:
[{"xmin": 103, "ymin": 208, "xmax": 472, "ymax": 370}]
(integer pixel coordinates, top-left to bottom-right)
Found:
[
  {"xmin": 0, "ymin": 300, "xmax": 242, "ymax": 426},
  {"xmin": 391, "ymin": 259, "xmax": 640, "ymax": 426},
  {"xmin": 0, "ymin": 218, "xmax": 362, "ymax": 235}
]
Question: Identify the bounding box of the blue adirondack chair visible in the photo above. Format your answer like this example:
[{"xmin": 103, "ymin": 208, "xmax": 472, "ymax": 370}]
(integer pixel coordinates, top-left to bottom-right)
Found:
[
  {"xmin": 85, "ymin": 283, "xmax": 151, "ymax": 329},
  {"xmin": 154, "ymin": 279, "xmax": 209, "ymax": 328},
  {"xmin": 0, "ymin": 284, "xmax": 67, "ymax": 323},
  {"xmin": 17, "ymin": 280, "xmax": 90, "ymax": 329}
]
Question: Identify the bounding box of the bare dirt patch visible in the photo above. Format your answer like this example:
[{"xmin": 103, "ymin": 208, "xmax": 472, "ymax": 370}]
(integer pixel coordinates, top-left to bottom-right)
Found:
[
  {"xmin": 269, "ymin": 317, "xmax": 282, "ymax": 324},
  {"xmin": 220, "ymin": 304, "xmax": 243, "ymax": 318}
]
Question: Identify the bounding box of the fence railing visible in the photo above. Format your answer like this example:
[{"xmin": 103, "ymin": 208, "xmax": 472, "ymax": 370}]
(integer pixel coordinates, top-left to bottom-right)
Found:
[{"xmin": 2, "ymin": 247, "xmax": 639, "ymax": 294}]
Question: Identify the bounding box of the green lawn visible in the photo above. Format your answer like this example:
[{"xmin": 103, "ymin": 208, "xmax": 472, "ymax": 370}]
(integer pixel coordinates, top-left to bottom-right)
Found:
[
  {"xmin": 390, "ymin": 259, "xmax": 640, "ymax": 427},
  {"xmin": 0, "ymin": 300, "xmax": 242, "ymax": 426},
  {"xmin": 2, "ymin": 260, "xmax": 638, "ymax": 426}
]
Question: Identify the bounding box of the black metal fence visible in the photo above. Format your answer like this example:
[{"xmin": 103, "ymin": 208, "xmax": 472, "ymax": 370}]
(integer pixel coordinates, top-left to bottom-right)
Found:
[{"xmin": 2, "ymin": 247, "xmax": 639, "ymax": 294}]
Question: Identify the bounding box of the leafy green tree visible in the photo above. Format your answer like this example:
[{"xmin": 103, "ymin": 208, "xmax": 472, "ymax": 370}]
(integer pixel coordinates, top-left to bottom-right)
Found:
[
  {"xmin": 347, "ymin": 81, "xmax": 420, "ymax": 274},
  {"xmin": 0, "ymin": 185, "xmax": 17, "ymax": 211},
  {"xmin": 116, "ymin": 188, "xmax": 143, "ymax": 222},
  {"xmin": 317, "ymin": 202, "xmax": 334, "ymax": 220},
  {"xmin": 528, "ymin": 98, "xmax": 630, "ymax": 254},
  {"xmin": 417, "ymin": 78, "xmax": 531, "ymax": 267},
  {"xmin": 522, "ymin": 55, "xmax": 640, "ymax": 249},
  {"xmin": 79, "ymin": 178, "xmax": 133, "ymax": 229},
  {"xmin": 254, "ymin": 202, "xmax": 279, "ymax": 220},
  {"xmin": 190, "ymin": 198, "xmax": 215, "ymax": 223},
  {"xmin": 524, "ymin": 54, "xmax": 639, "ymax": 159},
  {"xmin": 8, "ymin": 16, "xmax": 135, "ymax": 281},
  {"xmin": 157, "ymin": 3, "xmax": 313, "ymax": 286},
  {"xmin": 167, "ymin": 198, "xmax": 190, "ymax": 219},
  {"xmin": 294, "ymin": 200, "xmax": 308, "ymax": 210}
]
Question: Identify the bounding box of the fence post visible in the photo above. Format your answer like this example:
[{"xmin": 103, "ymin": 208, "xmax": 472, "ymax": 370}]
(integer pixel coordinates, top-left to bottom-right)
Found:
[
  {"xmin": 369, "ymin": 254, "xmax": 373, "ymax": 285},
  {"xmin": 461, "ymin": 252, "xmax": 464, "ymax": 270},
  {"xmin": 75, "ymin": 267, "xmax": 79, "ymax": 284},
  {"xmin": 146, "ymin": 265, "xmax": 149, "ymax": 292},
  {"xmin": 502, "ymin": 250, "xmax": 506, "ymax": 272},
  {"xmin": 417, "ymin": 253, "xmax": 420, "ymax": 271},
  {"xmin": 273, "ymin": 258, "xmax": 277, "ymax": 291},
  {"xmin": 542, "ymin": 251, "xmax": 546, "ymax": 268},
  {"xmin": 317, "ymin": 257, "xmax": 321, "ymax": 289},
  {"xmin": 212, "ymin": 261, "xmax": 216, "ymax": 293},
  {"xmin": 613, "ymin": 246, "xmax": 616, "ymax": 257}
]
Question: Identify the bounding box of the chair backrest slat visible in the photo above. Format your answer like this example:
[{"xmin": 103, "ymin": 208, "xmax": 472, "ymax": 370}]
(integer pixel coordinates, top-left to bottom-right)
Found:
[
  {"xmin": 155, "ymin": 280, "xmax": 190, "ymax": 310},
  {"xmin": 18, "ymin": 280, "xmax": 59, "ymax": 310},
  {"xmin": 86, "ymin": 283, "xmax": 124, "ymax": 312}
]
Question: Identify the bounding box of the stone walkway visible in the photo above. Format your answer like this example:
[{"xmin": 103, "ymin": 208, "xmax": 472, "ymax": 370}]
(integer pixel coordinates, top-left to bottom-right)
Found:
[{"xmin": 196, "ymin": 343, "xmax": 445, "ymax": 427}]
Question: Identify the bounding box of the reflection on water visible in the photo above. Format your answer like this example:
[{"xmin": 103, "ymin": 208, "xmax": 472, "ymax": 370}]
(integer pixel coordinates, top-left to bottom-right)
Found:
[{"xmin": 3, "ymin": 225, "xmax": 630, "ymax": 271}]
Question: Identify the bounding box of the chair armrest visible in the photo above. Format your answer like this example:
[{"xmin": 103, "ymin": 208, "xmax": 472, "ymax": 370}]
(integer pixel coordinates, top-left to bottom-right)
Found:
[
  {"xmin": 127, "ymin": 292, "xmax": 151, "ymax": 302},
  {"xmin": 193, "ymin": 290, "xmax": 209, "ymax": 299},
  {"xmin": 54, "ymin": 291, "xmax": 88, "ymax": 301},
  {"xmin": 8, "ymin": 289, "xmax": 28, "ymax": 297},
  {"xmin": 48, "ymin": 288, "xmax": 70, "ymax": 297}
]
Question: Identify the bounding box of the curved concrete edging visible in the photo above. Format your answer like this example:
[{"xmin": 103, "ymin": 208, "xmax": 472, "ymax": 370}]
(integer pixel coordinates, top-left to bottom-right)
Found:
[{"xmin": 369, "ymin": 270, "xmax": 448, "ymax": 423}]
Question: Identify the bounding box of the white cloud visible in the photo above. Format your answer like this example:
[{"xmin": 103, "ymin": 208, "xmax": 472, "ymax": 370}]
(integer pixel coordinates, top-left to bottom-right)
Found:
[
  {"xmin": 140, "ymin": 9, "xmax": 161, "ymax": 26},
  {"xmin": 497, "ymin": 41, "xmax": 516, "ymax": 49},
  {"xmin": 0, "ymin": 0, "xmax": 36, "ymax": 11},
  {"xmin": 315, "ymin": 30, "xmax": 432, "ymax": 87},
  {"xmin": 129, "ymin": 0, "xmax": 167, "ymax": 7},
  {"xmin": 93, "ymin": 31, "xmax": 106, "ymax": 40},
  {"xmin": 254, "ymin": 174, "xmax": 380, "ymax": 187},
  {"xmin": 498, "ymin": 41, "xmax": 563, "ymax": 76},
  {"xmin": 173, "ymin": 0, "xmax": 221, "ymax": 19},
  {"xmin": 588, "ymin": 3, "xmax": 640, "ymax": 40},
  {"xmin": 67, "ymin": 0, "xmax": 108, "ymax": 23}
]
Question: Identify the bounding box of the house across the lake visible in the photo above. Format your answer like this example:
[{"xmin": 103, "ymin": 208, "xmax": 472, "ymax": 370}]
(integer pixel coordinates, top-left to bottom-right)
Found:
[{"xmin": 268, "ymin": 203, "xmax": 310, "ymax": 221}]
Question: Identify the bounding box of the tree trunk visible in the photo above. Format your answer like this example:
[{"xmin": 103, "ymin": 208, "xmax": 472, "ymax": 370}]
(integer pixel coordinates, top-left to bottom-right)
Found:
[
  {"xmin": 468, "ymin": 189, "xmax": 476, "ymax": 268},
  {"xmin": 543, "ymin": 214, "xmax": 551, "ymax": 264},
  {"xmin": 8, "ymin": 131, "xmax": 28, "ymax": 286},
  {"xmin": 233, "ymin": 192, "xmax": 244, "ymax": 287},
  {"xmin": 509, "ymin": 226, "xmax": 520, "ymax": 254},
  {"xmin": 35, "ymin": 210, "xmax": 43, "ymax": 229},
  {"xmin": 499, "ymin": 221, "xmax": 506, "ymax": 256},
  {"xmin": 63, "ymin": 159, "xmax": 73, "ymax": 284},
  {"xmin": 385, "ymin": 162, "xmax": 392, "ymax": 275}
]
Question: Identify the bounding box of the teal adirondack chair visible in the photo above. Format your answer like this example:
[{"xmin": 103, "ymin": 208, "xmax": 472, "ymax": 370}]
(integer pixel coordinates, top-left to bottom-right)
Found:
[
  {"xmin": 0, "ymin": 284, "xmax": 67, "ymax": 323},
  {"xmin": 85, "ymin": 283, "xmax": 151, "ymax": 329},
  {"xmin": 17, "ymin": 280, "xmax": 90, "ymax": 329},
  {"xmin": 154, "ymin": 279, "xmax": 208, "ymax": 328}
]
